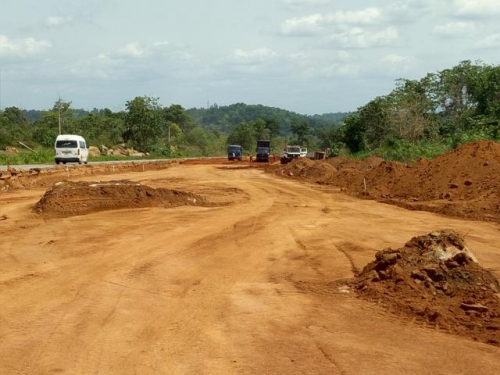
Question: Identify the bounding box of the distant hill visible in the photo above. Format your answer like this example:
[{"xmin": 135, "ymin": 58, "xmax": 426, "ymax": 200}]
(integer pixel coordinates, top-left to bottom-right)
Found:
[
  {"xmin": 187, "ymin": 103, "xmax": 351, "ymax": 135},
  {"xmin": 21, "ymin": 103, "xmax": 351, "ymax": 136}
]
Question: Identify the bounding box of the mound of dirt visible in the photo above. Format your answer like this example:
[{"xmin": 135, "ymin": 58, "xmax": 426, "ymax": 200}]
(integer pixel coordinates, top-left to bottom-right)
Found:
[
  {"xmin": 351, "ymin": 230, "xmax": 500, "ymax": 346},
  {"xmin": 270, "ymin": 140, "xmax": 500, "ymax": 222},
  {"xmin": 33, "ymin": 180, "xmax": 215, "ymax": 218},
  {"xmin": 325, "ymin": 155, "xmax": 384, "ymax": 171}
]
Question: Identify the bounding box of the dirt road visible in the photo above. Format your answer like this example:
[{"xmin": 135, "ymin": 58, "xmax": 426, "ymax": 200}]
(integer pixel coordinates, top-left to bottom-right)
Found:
[{"xmin": 1, "ymin": 163, "xmax": 499, "ymax": 374}]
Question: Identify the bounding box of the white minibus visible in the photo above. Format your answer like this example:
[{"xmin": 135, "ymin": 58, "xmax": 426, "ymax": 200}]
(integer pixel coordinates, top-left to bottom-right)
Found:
[{"xmin": 54, "ymin": 134, "xmax": 89, "ymax": 164}]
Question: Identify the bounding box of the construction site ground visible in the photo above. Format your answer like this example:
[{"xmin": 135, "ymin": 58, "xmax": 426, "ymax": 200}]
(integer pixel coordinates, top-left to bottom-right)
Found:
[{"xmin": 1, "ymin": 143, "xmax": 500, "ymax": 374}]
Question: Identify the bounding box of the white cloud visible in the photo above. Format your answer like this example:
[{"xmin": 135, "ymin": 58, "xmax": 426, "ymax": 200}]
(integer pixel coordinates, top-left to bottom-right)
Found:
[
  {"xmin": 324, "ymin": 8, "xmax": 382, "ymax": 25},
  {"xmin": 280, "ymin": 0, "xmax": 330, "ymax": 5},
  {"xmin": 45, "ymin": 16, "xmax": 74, "ymax": 28},
  {"xmin": 107, "ymin": 41, "xmax": 192, "ymax": 61},
  {"xmin": 281, "ymin": 14, "xmax": 323, "ymax": 36},
  {"xmin": 474, "ymin": 34, "xmax": 500, "ymax": 49},
  {"xmin": 68, "ymin": 41, "xmax": 193, "ymax": 80},
  {"xmin": 433, "ymin": 22, "xmax": 476, "ymax": 37},
  {"xmin": 117, "ymin": 43, "xmax": 145, "ymax": 58},
  {"xmin": 387, "ymin": 0, "xmax": 433, "ymax": 24},
  {"xmin": 280, "ymin": 8, "xmax": 382, "ymax": 36},
  {"xmin": 230, "ymin": 48, "xmax": 278, "ymax": 65},
  {"xmin": 313, "ymin": 63, "xmax": 359, "ymax": 77},
  {"xmin": 326, "ymin": 26, "xmax": 399, "ymax": 49},
  {"xmin": 454, "ymin": 0, "xmax": 500, "ymax": 17},
  {"xmin": 0, "ymin": 35, "xmax": 52, "ymax": 57},
  {"xmin": 382, "ymin": 54, "xmax": 412, "ymax": 64}
]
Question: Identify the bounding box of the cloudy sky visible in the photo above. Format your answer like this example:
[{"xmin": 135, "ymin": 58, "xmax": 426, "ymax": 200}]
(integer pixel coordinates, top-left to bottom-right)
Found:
[{"xmin": 0, "ymin": 0, "xmax": 499, "ymax": 115}]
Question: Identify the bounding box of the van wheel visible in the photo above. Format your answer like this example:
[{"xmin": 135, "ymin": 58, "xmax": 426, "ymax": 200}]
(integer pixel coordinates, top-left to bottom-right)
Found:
[
  {"xmin": 56, "ymin": 161, "xmax": 60, "ymax": 165},
  {"xmin": 63, "ymin": 161, "xmax": 67, "ymax": 165}
]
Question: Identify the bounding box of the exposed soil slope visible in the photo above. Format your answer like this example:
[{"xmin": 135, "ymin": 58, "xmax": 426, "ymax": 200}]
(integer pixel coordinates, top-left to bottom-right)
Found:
[{"xmin": 270, "ymin": 140, "xmax": 500, "ymax": 222}]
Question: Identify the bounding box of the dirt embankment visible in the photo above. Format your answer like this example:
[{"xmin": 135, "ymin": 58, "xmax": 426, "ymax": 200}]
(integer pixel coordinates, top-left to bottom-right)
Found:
[
  {"xmin": 0, "ymin": 158, "xmax": 264, "ymax": 192},
  {"xmin": 349, "ymin": 230, "xmax": 500, "ymax": 346},
  {"xmin": 270, "ymin": 140, "xmax": 500, "ymax": 222},
  {"xmin": 0, "ymin": 160, "xmax": 179, "ymax": 191},
  {"xmin": 33, "ymin": 180, "xmax": 218, "ymax": 218}
]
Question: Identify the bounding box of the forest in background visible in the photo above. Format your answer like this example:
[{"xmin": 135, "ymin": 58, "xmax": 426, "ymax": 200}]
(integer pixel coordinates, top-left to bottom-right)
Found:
[{"xmin": 1, "ymin": 60, "xmax": 499, "ymax": 164}]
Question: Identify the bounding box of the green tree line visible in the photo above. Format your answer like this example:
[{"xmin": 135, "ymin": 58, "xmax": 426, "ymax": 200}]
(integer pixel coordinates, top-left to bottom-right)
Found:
[
  {"xmin": 1, "ymin": 98, "xmax": 345, "ymax": 161},
  {"xmin": 5, "ymin": 60, "xmax": 497, "ymax": 163},
  {"xmin": 329, "ymin": 60, "xmax": 500, "ymax": 161}
]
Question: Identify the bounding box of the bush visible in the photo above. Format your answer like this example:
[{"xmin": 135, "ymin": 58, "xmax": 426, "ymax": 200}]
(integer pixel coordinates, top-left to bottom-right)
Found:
[{"xmin": 0, "ymin": 148, "xmax": 54, "ymax": 165}]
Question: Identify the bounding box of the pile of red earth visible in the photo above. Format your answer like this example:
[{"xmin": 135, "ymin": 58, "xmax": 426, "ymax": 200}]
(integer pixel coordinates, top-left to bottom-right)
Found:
[
  {"xmin": 351, "ymin": 230, "xmax": 500, "ymax": 346},
  {"xmin": 270, "ymin": 140, "xmax": 500, "ymax": 222},
  {"xmin": 33, "ymin": 180, "xmax": 215, "ymax": 218}
]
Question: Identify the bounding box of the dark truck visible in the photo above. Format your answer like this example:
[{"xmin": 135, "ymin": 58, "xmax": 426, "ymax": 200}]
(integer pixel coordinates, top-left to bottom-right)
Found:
[
  {"xmin": 255, "ymin": 140, "xmax": 271, "ymax": 162},
  {"xmin": 227, "ymin": 144, "xmax": 243, "ymax": 161}
]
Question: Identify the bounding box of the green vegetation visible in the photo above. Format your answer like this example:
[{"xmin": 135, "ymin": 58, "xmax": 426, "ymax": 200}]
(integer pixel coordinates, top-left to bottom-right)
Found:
[
  {"xmin": 1, "ymin": 60, "xmax": 499, "ymax": 165},
  {"xmin": 0, "ymin": 97, "xmax": 347, "ymax": 164},
  {"xmin": 331, "ymin": 60, "xmax": 500, "ymax": 162}
]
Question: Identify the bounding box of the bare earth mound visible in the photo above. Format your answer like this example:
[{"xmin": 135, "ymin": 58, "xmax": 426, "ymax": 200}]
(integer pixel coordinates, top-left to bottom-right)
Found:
[
  {"xmin": 270, "ymin": 140, "xmax": 500, "ymax": 222},
  {"xmin": 351, "ymin": 230, "xmax": 500, "ymax": 346},
  {"xmin": 33, "ymin": 180, "xmax": 215, "ymax": 218}
]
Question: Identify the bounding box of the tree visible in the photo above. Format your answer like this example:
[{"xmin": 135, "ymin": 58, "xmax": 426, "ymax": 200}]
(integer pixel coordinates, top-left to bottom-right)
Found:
[
  {"xmin": 32, "ymin": 111, "xmax": 60, "ymax": 147},
  {"xmin": 227, "ymin": 122, "xmax": 256, "ymax": 152},
  {"xmin": 163, "ymin": 104, "xmax": 194, "ymax": 134},
  {"xmin": 251, "ymin": 118, "xmax": 271, "ymax": 140},
  {"xmin": 53, "ymin": 98, "xmax": 73, "ymax": 135},
  {"xmin": 432, "ymin": 60, "xmax": 483, "ymax": 133},
  {"xmin": 474, "ymin": 65, "xmax": 500, "ymax": 119},
  {"xmin": 183, "ymin": 126, "xmax": 225, "ymax": 156},
  {"xmin": 357, "ymin": 97, "xmax": 391, "ymax": 149},
  {"xmin": 0, "ymin": 106, "xmax": 29, "ymax": 147},
  {"xmin": 388, "ymin": 78, "xmax": 436, "ymax": 142},
  {"xmin": 290, "ymin": 121, "xmax": 311, "ymax": 146},
  {"xmin": 123, "ymin": 96, "xmax": 163, "ymax": 152},
  {"xmin": 341, "ymin": 113, "xmax": 366, "ymax": 153}
]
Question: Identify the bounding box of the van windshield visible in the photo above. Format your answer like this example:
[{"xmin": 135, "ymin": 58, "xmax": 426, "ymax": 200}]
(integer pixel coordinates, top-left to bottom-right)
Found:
[{"xmin": 56, "ymin": 140, "xmax": 78, "ymax": 148}]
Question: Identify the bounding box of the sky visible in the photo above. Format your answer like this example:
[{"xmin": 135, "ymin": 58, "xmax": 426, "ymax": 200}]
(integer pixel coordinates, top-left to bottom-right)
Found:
[{"xmin": 1, "ymin": 0, "xmax": 499, "ymax": 115}]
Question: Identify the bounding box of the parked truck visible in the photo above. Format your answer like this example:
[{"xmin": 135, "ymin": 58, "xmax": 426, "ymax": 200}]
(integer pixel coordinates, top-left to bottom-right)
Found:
[
  {"xmin": 227, "ymin": 144, "xmax": 243, "ymax": 161},
  {"xmin": 280, "ymin": 145, "xmax": 302, "ymax": 164},
  {"xmin": 255, "ymin": 140, "xmax": 271, "ymax": 162}
]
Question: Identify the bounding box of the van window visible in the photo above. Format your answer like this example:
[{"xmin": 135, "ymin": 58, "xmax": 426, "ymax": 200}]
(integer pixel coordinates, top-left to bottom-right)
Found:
[
  {"xmin": 79, "ymin": 141, "xmax": 86, "ymax": 148},
  {"xmin": 56, "ymin": 140, "xmax": 78, "ymax": 148}
]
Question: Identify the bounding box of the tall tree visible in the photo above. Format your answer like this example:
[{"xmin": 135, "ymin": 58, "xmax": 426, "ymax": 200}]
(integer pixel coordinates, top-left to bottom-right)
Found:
[
  {"xmin": 358, "ymin": 97, "xmax": 391, "ymax": 148},
  {"xmin": 433, "ymin": 60, "xmax": 482, "ymax": 132},
  {"xmin": 227, "ymin": 122, "xmax": 256, "ymax": 152},
  {"xmin": 52, "ymin": 98, "xmax": 73, "ymax": 135},
  {"xmin": 290, "ymin": 121, "xmax": 311, "ymax": 146},
  {"xmin": 388, "ymin": 78, "xmax": 436, "ymax": 142},
  {"xmin": 123, "ymin": 96, "xmax": 163, "ymax": 152},
  {"xmin": 163, "ymin": 104, "xmax": 194, "ymax": 134}
]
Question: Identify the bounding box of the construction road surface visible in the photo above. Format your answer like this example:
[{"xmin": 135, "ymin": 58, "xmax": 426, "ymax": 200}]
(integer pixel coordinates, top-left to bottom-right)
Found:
[{"xmin": 1, "ymin": 162, "xmax": 499, "ymax": 374}]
